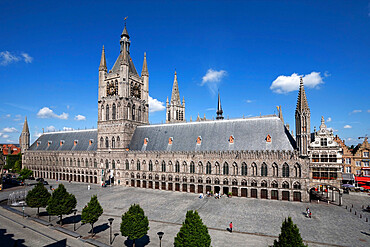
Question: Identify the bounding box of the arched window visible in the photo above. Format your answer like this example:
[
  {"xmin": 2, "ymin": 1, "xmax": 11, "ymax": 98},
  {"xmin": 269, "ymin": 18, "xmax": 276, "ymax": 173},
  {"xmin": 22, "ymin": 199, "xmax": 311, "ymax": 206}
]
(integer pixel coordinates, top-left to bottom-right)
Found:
[
  {"xmin": 161, "ymin": 161, "xmax": 166, "ymax": 172},
  {"xmin": 261, "ymin": 180, "xmax": 268, "ymax": 187},
  {"xmin": 175, "ymin": 175, "xmax": 180, "ymax": 182},
  {"xmin": 261, "ymin": 163, "xmax": 267, "ymax": 176},
  {"xmin": 282, "ymin": 181, "xmax": 289, "ymax": 189},
  {"xmin": 206, "ymin": 162, "xmax": 212, "ymax": 174},
  {"xmin": 190, "ymin": 176, "xmax": 195, "ymax": 183},
  {"xmin": 214, "ymin": 178, "xmax": 220, "ymax": 184},
  {"xmin": 112, "ymin": 137, "xmax": 115, "ymax": 148},
  {"xmin": 183, "ymin": 176, "xmax": 187, "ymax": 182},
  {"xmin": 100, "ymin": 137, "xmax": 104, "ymax": 148},
  {"xmin": 117, "ymin": 136, "xmax": 120, "ymax": 147},
  {"xmin": 106, "ymin": 104, "xmax": 109, "ymax": 120},
  {"xmin": 241, "ymin": 162, "xmax": 247, "ymax": 175},
  {"xmin": 223, "ymin": 178, "xmax": 228, "ymax": 185},
  {"xmin": 293, "ymin": 182, "xmax": 301, "ymax": 189},
  {"xmin": 232, "ymin": 179, "xmax": 238, "ymax": 186},
  {"xmin": 138, "ymin": 106, "xmax": 141, "ymax": 121},
  {"xmin": 190, "ymin": 162, "xmax": 195, "ymax": 173},
  {"xmin": 127, "ymin": 103, "xmax": 131, "ymax": 120},
  {"xmin": 137, "ymin": 160, "xmax": 141, "ymax": 171},
  {"xmin": 272, "ymin": 163, "xmax": 278, "ymax": 177},
  {"xmin": 282, "ymin": 163, "xmax": 289, "ymax": 177},
  {"xmin": 168, "ymin": 175, "xmax": 173, "ymax": 181},
  {"xmin": 223, "ymin": 162, "xmax": 229, "ymax": 175},
  {"xmin": 233, "ymin": 162, "xmax": 238, "ymax": 175},
  {"xmin": 112, "ymin": 160, "xmax": 116, "ymax": 169},
  {"xmin": 105, "ymin": 160, "xmax": 109, "ymax": 169},
  {"xmin": 215, "ymin": 162, "xmax": 220, "ymax": 175},
  {"xmin": 251, "ymin": 163, "xmax": 257, "ymax": 176},
  {"xmin": 149, "ymin": 174, "xmax": 153, "ymax": 180},
  {"xmin": 175, "ymin": 161, "xmax": 180, "ymax": 173},
  {"xmin": 161, "ymin": 175, "xmax": 166, "ymax": 181},
  {"xmin": 241, "ymin": 179, "xmax": 247, "ymax": 186},
  {"xmin": 198, "ymin": 162, "xmax": 203, "ymax": 174},
  {"xmin": 94, "ymin": 159, "xmax": 97, "ymax": 168},
  {"xmin": 112, "ymin": 103, "xmax": 116, "ymax": 120},
  {"xmin": 132, "ymin": 104, "xmax": 136, "ymax": 121},
  {"xmin": 125, "ymin": 160, "xmax": 129, "ymax": 170},
  {"xmin": 206, "ymin": 177, "xmax": 211, "ymax": 184},
  {"xmin": 294, "ymin": 163, "xmax": 301, "ymax": 178},
  {"xmin": 271, "ymin": 180, "xmax": 278, "ymax": 188},
  {"xmin": 77, "ymin": 159, "xmax": 80, "ymax": 167},
  {"xmin": 105, "ymin": 137, "xmax": 109, "ymax": 148},
  {"xmin": 149, "ymin": 160, "xmax": 153, "ymax": 171},
  {"xmin": 85, "ymin": 159, "xmax": 88, "ymax": 167},
  {"xmin": 251, "ymin": 180, "xmax": 257, "ymax": 187},
  {"xmin": 155, "ymin": 174, "xmax": 159, "ymax": 180}
]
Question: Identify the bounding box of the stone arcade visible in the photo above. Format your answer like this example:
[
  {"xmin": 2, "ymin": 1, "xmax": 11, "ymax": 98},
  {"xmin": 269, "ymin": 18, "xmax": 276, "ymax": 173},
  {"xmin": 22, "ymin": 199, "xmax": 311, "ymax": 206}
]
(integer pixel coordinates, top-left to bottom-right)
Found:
[{"xmin": 21, "ymin": 24, "xmax": 342, "ymax": 203}]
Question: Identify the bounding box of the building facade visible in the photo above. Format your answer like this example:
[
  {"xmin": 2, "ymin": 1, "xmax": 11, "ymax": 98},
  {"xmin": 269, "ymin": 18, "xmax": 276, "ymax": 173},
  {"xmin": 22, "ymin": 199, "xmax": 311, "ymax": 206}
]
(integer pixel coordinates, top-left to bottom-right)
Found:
[{"xmin": 22, "ymin": 24, "xmax": 344, "ymax": 203}]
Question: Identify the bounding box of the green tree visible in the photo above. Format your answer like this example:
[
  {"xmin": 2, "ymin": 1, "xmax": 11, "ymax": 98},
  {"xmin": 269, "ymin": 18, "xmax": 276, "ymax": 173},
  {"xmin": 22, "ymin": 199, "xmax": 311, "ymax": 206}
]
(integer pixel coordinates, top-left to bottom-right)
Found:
[
  {"xmin": 26, "ymin": 182, "xmax": 51, "ymax": 217},
  {"xmin": 81, "ymin": 195, "xmax": 103, "ymax": 235},
  {"xmin": 19, "ymin": 168, "xmax": 33, "ymax": 181},
  {"xmin": 272, "ymin": 217, "xmax": 307, "ymax": 247},
  {"xmin": 120, "ymin": 204, "xmax": 149, "ymax": 247},
  {"xmin": 4, "ymin": 153, "xmax": 21, "ymax": 170},
  {"xmin": 46, "ymin": 184, "xmax": 77, "ymax": 225},
  {"xmin": 174, "ymin": 210, "xmax": 211, "ymax": 247},
  {"xmin": 13, "ymin": 160, "xmax": 22, "ymax": 173}
]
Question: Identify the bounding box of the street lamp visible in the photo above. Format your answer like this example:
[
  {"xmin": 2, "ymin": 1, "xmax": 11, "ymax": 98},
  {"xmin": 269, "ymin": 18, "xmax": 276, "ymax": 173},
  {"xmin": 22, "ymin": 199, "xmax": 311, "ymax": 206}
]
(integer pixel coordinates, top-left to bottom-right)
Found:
[
  {"xmin": 72, "ymin": 209, "xmax": 77, "ymax": 231},
  {"xmin": 157, "ymin": 232, "xmax": 164, "ymax": 247},
  {"xmin": 108, "ymin": 218, "xmax": 114, "ymax": 245}
]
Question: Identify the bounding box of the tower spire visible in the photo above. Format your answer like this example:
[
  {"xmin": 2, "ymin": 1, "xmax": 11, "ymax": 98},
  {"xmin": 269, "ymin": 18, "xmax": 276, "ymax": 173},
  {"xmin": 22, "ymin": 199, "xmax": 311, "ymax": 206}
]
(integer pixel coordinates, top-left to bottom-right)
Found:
[
  {"xmin": 141, "ymin": 52, "xmax": 148, "ymax": 76},
  {"xmin": 171, "ymin": 70, "xmax": 180, "ymax": 103},
  {"xmin": 296, "ymin": 77, "xmax": 309, "ymax": 113},
  {"xmin": 19, "ymin": 116, "xmax": 30, "ymax": 154},
  {"xmin": 22, "ymin": 116, "xmax": 29, "ymax": 133},
  {"xmin": 99, "ymin": 45, "xmax": 107, "ymax": 71},
  {"xmin": 216, "ymin": 92, "xmax": 224, "ymax": 120}
]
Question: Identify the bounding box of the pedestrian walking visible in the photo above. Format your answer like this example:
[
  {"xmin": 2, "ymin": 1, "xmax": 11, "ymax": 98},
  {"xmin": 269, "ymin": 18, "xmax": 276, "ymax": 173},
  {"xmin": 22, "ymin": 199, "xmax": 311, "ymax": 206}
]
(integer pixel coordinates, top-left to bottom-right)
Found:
[
  {"xmin": 229, "ymin": 222, "xmax": 233, "ymax": 233},
  {"xmin": 87, "ymin": 184, "xmax": 90, "ymax": 190}
]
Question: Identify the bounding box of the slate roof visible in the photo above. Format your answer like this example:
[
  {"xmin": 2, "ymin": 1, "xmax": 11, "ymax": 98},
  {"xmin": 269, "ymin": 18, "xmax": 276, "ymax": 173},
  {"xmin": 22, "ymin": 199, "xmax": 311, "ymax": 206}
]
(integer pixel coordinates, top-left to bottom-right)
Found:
[
  {"xmin": 129, "ymin": 116, "xmax": 296, "ymax": 152},
  {"xmin": 111, "ymin": 53, "xmax": 138, "ymax": 75},
  {"xmin": 28, "ymin": 129, "xmax": 97, "ymax": 151}
]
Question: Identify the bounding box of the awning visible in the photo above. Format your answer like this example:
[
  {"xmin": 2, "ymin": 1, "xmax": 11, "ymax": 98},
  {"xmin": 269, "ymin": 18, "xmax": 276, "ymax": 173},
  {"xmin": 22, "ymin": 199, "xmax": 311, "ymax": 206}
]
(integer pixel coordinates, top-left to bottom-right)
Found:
[{"xmin": 355, "ymin": 176, "xmax": 370, "ymax": 182}]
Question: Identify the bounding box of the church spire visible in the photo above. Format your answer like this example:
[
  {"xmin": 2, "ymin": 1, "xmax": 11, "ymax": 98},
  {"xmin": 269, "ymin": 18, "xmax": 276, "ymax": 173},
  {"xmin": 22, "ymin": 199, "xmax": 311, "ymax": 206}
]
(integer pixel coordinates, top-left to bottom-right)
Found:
[
  {"xmin": 141, "ymin": 52, "xmax": 148, "ymax": 76},
  {"xmin": 22, "ymin": 116, "xmax": 29, "ymax": 133},
  {"xmin": 216, "ymin": 92, "xmax": 224, "ymax": 120},
  {"xmin": 296, "ymin": 77, "xmax": 310, "ymax": 113},
  {"xmin": 99, "ymin": 45, "xmax": 107, "ymax": 71},
  {"xmin": 171, "ymin": 70, "xmax": 180, "ymax": 104},
  {"xmin": 121, "ymin": 23, "xmax": 130, "ymax": 39}
]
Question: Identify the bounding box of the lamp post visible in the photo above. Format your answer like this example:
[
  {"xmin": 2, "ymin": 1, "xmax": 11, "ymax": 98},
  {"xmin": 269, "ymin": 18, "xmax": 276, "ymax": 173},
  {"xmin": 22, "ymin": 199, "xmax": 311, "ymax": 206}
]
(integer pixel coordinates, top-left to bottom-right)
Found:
[
  {"xmin": 108, "ymin": 218, "xmax": 114, "ymax": 245},
  {"xmin": 72, "ymin": 209, "xmax": 77, "ymax": 231},
  {"xmin": 157, "ymin": 232, "xmax": 164, "ymax": 247}
]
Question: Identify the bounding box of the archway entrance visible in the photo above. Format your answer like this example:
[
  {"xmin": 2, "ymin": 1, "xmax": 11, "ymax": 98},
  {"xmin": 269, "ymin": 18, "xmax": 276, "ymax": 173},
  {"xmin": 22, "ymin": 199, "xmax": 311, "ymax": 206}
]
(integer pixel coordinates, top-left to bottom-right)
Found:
[
  {"xmin": 214, "ymin": 186, "xmax": 220, "ymax": 194},
  {"xmin": 223, "ymin": 187, "xmax": 229, "ymax": 195}
]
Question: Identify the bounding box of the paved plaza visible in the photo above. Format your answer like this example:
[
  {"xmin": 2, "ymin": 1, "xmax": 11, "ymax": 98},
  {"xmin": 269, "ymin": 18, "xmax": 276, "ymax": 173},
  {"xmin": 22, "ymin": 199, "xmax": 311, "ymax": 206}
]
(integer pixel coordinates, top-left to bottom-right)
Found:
[{"xmin": 1, "ymin": 181, "xmax": 370, "ymax": 246}]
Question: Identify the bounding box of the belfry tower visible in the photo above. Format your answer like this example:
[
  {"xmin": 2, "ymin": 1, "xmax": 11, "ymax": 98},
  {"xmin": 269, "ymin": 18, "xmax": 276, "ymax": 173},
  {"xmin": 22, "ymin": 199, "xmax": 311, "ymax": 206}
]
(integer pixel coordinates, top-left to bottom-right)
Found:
[
  {"xmin": 295, "ymin": 77, "xmax": 311, "ymax": 156},
  {"xmin": 166, "ymin": 71, "xmax": 185, "ymax": 123},
  {"xmin": 19, "ymin": 116, "xmax": 30, "ymax": 154},
  {"xmin": 97, "ymin": 24, "xmax": 149, "ymax": 150}
]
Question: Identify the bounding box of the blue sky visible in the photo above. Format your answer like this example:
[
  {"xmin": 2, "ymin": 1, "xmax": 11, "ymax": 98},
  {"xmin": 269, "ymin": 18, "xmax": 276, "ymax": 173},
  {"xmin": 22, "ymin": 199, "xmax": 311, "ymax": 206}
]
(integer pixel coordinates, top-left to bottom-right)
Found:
[{"xmin": 0, "ymin": 0, "xmax": 369, "ymax": 146}]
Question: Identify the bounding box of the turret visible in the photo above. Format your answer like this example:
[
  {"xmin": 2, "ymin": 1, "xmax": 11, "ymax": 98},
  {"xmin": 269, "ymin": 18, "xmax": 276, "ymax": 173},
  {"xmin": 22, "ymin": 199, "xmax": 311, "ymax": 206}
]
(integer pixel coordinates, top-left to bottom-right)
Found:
[
  {"xmin": 98, "ymin": 45, "xmax": 107, "ymax": 99},
  {"xmin": 166, "ymin": 70, "xmax": 185, "ymax": 123},
  {"xmin": 141, "ymin": 52, "xmax": 149, "ymax": 103},
  {"xmin": 216, "ymin": 92, "xmax": 224, "ymax": 120}
]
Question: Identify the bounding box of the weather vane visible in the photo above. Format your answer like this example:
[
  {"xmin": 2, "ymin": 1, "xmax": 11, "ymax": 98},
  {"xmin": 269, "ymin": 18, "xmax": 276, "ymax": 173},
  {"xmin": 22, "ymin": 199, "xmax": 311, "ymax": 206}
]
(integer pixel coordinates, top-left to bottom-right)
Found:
[{"xmin": 124, "ymin": 16, "xmax": 128, "ymax": 26}]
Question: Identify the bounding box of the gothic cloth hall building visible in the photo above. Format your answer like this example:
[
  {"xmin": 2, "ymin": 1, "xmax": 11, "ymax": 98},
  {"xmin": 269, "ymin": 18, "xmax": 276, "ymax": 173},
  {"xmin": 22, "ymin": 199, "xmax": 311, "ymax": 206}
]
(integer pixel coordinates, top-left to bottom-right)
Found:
[{"xmin": 21, "ymin": 24, "xmax": 342, "ymax": 203}]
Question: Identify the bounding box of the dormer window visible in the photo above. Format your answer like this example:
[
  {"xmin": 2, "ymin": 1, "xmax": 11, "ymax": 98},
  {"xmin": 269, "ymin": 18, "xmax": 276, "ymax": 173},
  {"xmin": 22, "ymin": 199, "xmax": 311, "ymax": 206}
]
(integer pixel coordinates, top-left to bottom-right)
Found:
[
  {"xmin": 144, "ymin": 138, "xmax": 148, "ymax": 145},
  {"xmin": 74, "ymin": 140, "xmax": 78, "ymax": 146},
  {"xmin": 266, "ymin": 135, "xmax": 271, "ymax": 143},
  {"xmin": 37, "ymin": 141, "xmax": 41, "ymax": 147},
  {"xmin": 89, "ymin": 139, "xmax": 94, "ymax": 146},
  {"xmin": 168, "ymin": 137, "xmax": 173, "ymax": 145},
  {"xmin": 229, "ymin": 135, "xmax": 234, "ymax": 144},
  {"xmin": 48, "ymin": 141, "xmax": 52, "ymax": 147},
  {"xmin": 60, "ymin": 140, "xmax": 65, "ymax": 146},
  {"xmin": 197, "ymin": 136, "xmax": 202, "ymax": 145}
]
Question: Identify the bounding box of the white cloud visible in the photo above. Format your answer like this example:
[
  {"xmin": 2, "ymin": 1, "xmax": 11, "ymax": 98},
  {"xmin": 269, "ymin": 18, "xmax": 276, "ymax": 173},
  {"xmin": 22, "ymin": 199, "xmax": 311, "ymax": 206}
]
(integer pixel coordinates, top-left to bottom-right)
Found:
[
  {"xmin": 148, "ymin": 95, "xmax": 165, "ymax": 113},
  {"xmin": 206, "ymin": 108, "xmax": 216, "ymax": 111},
  {"xmin": 6, "ymin": 139, "xmax": 16, "ymax": 143},
  {"xmin": 14, "ymin": 114, "xmax": 22, "ymax": 121},
  {"xmin": 37, "ymin": 107, "xmax": 68, "ymax": 119},
  {"xmin": 21, "ymin": 53, "xmax": 33, "ymax": 63},
  {"xmin": 63, "ymin": 127, "xmax": 74, "ymax": 131},
  {"xmin": 201, "ymin": 69, "xmax": 227, "ymax": 94},
  {"xmin": 270, "ymin": 71, "xmax": 325, "ymax": 94},
  {"xmin": 327, "ymin": 117, "xmax": 332, "ymax": 122},
  {"xmin": 5, "ymin": 114, "xmax": 11, "ymax": 118},
  {"xmin": 367, "ymin": 109, "xmax": 370, "ymax": 113},
  {"xmin": 0, "ymin": 51, "xmax": 33, "ymax": 66},
  {"xmin": 351, "ymin": 109, "xmax": 362, "ymax": 114},
  {"xmin": 327, "ymin": 127, "xmax": 338, "ymax": 132},
  {"xmin": 2, "ymin": 127, "xmax": 18, "ymax": 133},
  {"xmin": 2, "ymin": 134, "xmax": 10, "ymax": 139},
  {"xmin": 74, "ymin": 114, "xmax": 86, "ymax": 121},
  {"xmin": 246, "ymin": 99, "xmax": 254, "ymax": 103},
  {"xmin": 34, "ymin": 131, "xmax": 42, "ymax": 139},
  {"xmin": 46, "ymin": 126, "xmax": 56, "ymax": 132},
  {"xmin": 344, "ymin": 125, "xmax": 352, "ymax": 129}
]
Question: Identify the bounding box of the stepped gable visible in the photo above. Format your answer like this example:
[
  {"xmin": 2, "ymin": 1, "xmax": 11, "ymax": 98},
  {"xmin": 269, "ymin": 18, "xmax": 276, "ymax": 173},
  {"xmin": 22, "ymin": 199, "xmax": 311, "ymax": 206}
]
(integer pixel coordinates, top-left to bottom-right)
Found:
[
  {"xmin": 28, "ymin": 129, "xmax": 97, "ymax": 151},
  {"xmin": 129, "ymin": 115, "xmax": 296, "ymax": 152}
]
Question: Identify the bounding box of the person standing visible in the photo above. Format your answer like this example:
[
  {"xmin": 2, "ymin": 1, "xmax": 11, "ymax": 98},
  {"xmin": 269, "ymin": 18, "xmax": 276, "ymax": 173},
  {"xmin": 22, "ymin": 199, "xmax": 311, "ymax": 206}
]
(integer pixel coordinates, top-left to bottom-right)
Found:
[{"xmin": 229, "ymin": 222, "xmax": 233, "ymax": 233}]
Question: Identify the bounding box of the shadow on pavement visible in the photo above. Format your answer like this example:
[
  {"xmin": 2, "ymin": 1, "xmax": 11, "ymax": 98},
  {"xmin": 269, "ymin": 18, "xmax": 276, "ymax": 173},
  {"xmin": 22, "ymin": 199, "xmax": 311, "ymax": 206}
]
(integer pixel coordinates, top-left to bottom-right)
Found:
[
  {"xmin": 124, "ymin": 235, "xmax": 150, "ymax": 247},
  {"xmin": 44, "ymin": 238, "xmax": 67, "ymax": 247},
  {"xmin": 0, "ymin": 228, "xmax": 27, "ymax": 247},
  {"xmin": 90, "ymin": 223, "xmax": 109, "ymax": 234},
  {"xmin": 62, "ymin": 214, "xmax": 81, "ymax": 225}
]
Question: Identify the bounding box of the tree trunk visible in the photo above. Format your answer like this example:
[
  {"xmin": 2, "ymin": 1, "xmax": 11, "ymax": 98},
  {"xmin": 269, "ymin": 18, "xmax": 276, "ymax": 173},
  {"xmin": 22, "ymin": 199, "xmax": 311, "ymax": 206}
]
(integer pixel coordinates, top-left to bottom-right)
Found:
[
  {"xmin": 133, "ymin": 239, "xmax": 135, "ymax": 247},
  {"xmin": 91, "ymin": 223, "xmax": 94, "ymax": 236},
  {"xmin": 37, "ymin": 207, "xmax": 40, "ymax": 218},
  {"xmin": 60, "ymin": 215, "xmax": 63, "ymax": 226}
]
